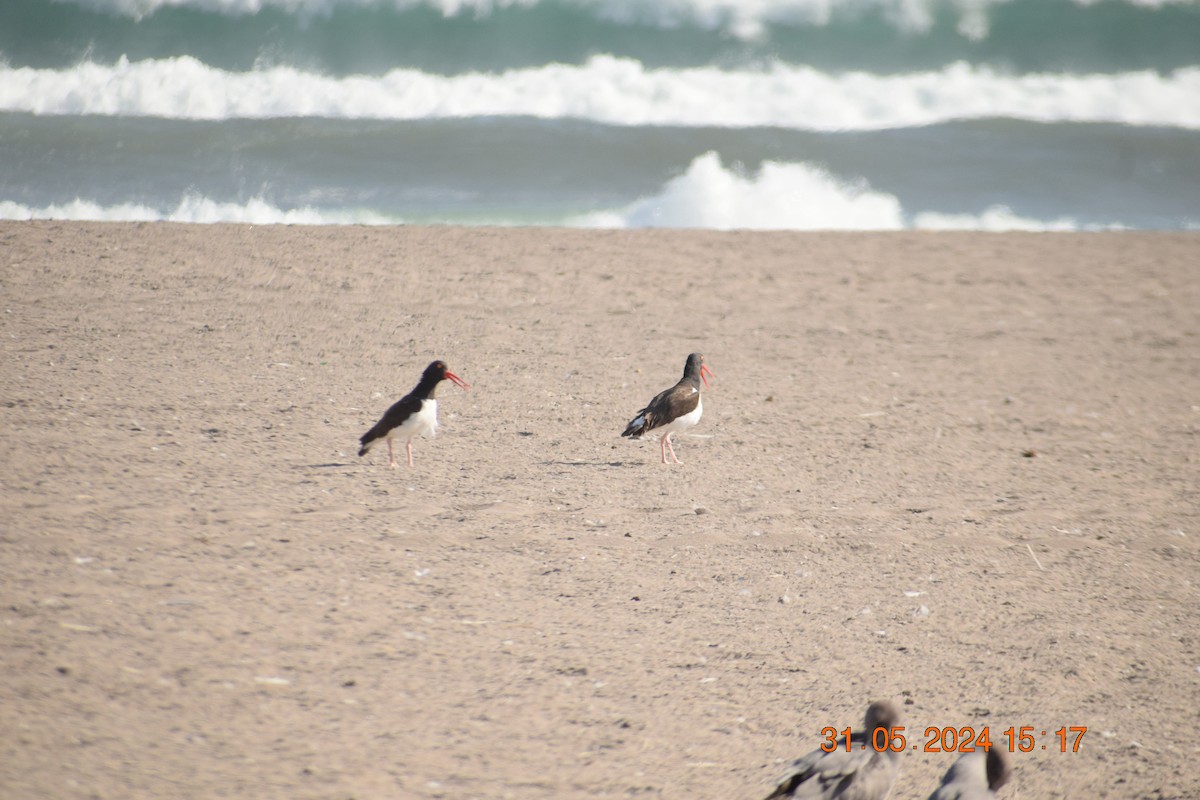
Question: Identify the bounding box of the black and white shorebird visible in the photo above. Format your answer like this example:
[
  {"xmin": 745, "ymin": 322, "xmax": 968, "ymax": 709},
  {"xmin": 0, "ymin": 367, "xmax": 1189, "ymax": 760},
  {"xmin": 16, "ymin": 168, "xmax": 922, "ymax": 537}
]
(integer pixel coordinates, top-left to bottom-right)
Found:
[
  {"xmin": 926, "ymin": 748, "xmax": 1011, "ymax": 800},
  {"xmin": 358, "ymin": 360, "xmax": 469, "ymax": 468},
  {"xmin": 762, "ymin": 700, "xmax": 902, "ymax": 800},
  {"xmin": 621, "ymin": 352, "xmax": 713, "ymax": 464}
]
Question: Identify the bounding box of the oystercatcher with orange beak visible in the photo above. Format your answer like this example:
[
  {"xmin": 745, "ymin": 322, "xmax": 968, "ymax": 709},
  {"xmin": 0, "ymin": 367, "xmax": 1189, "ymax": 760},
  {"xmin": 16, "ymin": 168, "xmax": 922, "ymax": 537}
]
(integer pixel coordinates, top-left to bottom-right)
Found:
[
  {"xmin": 359, "ymin": 360, "xmax": 470, "ymax": 468},
  {"xmin": 621, "ymin": 352, "xmax": 713, "ymax": 465}
]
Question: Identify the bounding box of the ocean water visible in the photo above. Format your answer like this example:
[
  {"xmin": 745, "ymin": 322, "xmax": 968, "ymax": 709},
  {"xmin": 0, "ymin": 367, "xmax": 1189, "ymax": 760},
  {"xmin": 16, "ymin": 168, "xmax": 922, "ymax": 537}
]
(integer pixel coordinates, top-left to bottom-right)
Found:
[{"xmin": 2, "ymin": 0, "xmax": 1199, "ymax": 230}]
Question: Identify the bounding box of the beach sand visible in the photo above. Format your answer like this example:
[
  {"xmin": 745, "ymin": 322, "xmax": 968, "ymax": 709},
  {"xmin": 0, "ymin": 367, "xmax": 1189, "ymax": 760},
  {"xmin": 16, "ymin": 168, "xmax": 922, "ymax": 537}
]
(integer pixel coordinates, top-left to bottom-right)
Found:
[{"xmin": 1, "ymin": 222, "xmax": 1197, "ymax": 799}]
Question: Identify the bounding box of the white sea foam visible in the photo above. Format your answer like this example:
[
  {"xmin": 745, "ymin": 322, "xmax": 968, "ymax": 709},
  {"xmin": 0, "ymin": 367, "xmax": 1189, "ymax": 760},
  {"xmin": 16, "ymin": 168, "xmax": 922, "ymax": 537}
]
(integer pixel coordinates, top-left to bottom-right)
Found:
[
  {"xmin": 3, "ymin": 56, "xmax": 1199, "ymax": 130},
  {"xmin": 0, "ymin": 197, "xmax": 393, "ymax": 225},
  {"xmin": 912, "ymin": 206, "xmax": 1095, "ymax": 231},
  {"xmin": 0, "ymin": 155, "xmax": 1130, "ymax": 230},
  {"xmin": 574, "ymin": 152, "xmax": 1120, "ymax": 231},
  {"xmin": 63, "ymin": 0, "xmax": 1200, "ymax": 40},
  {"xmin": 571, "ymin": 152, "xmax": 905, "ymax": 229}
]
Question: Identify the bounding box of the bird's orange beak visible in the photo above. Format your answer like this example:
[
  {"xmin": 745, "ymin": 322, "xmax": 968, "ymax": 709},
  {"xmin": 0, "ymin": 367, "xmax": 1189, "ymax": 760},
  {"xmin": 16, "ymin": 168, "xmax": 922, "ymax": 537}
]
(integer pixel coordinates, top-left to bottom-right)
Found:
[
  {"xmin": 445, "ymin": 370, "xmax": 470, "ymax": 390},
  {"xmin": 700, "ymin": 363, "xmax": 714, "ymax": 389}
]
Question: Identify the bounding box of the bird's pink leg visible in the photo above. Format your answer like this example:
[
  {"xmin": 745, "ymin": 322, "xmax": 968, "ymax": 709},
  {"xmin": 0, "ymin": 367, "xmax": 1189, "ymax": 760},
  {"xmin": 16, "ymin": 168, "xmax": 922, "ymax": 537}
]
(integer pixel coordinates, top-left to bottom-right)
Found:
[
  {"xmin": 387, "ymin": 439, "xmax": 398, "ymax": 469},
  {"xmin": 665, "ymin": 434, "xmax": 683, "ymax": 465},
  {"xmin": 660, "ymin": 435, "xmax": 669, "ymax": 464},
  {"xmin": 406, "ymin": 439, "xmax": 414, "ymax": 467}
]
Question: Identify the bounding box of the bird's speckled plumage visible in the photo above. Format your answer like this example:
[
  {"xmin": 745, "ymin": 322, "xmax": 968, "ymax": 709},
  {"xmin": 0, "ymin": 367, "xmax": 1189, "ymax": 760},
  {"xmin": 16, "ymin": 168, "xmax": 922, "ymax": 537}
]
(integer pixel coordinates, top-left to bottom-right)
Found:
[
  {"xmin": 763, "ymin": 701, "xmax": 902, "ymax": 800},
  {"xmin": 926, "ymin": 748, "xmax": 1011, "ymax": 800}
]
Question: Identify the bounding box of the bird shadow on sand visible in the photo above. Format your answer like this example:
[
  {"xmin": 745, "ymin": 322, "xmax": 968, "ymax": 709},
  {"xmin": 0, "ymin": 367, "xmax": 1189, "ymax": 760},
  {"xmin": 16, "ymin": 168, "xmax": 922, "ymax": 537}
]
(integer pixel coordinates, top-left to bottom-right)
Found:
[{"xmin": 542, "ymin": 460, "xmax": 638, "ymax": 468}]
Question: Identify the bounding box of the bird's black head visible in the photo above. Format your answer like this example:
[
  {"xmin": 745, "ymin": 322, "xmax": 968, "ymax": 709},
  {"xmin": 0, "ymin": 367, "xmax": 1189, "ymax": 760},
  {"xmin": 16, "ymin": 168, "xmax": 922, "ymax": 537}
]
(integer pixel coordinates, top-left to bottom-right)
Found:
[
  {"xmin": 986, "ymin": 747, "xmax": 1012, "ymax": 791},
  {"xmin": 683, "ymin": 352, "xmax": 714, "ymax": 388},
  {"xmin": 863, "ymin": 700, "xmax": 901, "ymax": 732},
  {"xmin": 421, "ymin": 360, "xmax": 470, "ymax": 391}
]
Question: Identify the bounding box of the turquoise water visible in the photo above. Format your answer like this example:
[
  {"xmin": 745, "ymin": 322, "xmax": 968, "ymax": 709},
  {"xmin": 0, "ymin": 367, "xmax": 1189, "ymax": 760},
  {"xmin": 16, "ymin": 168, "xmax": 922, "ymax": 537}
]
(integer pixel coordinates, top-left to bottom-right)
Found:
[{"xmin": 2, "ymin": 0, "xmax": 1198, "ymax": 229}]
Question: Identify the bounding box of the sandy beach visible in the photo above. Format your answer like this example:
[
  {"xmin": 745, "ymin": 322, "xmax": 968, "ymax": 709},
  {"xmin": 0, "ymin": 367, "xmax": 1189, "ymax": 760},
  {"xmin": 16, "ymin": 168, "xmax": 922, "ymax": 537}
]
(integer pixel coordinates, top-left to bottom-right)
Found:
[{"xmin": 1, "ymin": 222, "xmax": 1197, "ymax": 799}]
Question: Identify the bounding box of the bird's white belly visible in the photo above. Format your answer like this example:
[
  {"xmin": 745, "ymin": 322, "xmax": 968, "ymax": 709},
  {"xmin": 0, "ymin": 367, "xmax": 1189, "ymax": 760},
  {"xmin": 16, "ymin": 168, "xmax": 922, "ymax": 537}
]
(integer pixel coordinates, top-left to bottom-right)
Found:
[
  {"xmin": 391, "ymin": 398, "xmax": 439, "ymax": 440},
  {"xmin": 658, "ymin": 396, "xmax": 702, "ymax": 436}
]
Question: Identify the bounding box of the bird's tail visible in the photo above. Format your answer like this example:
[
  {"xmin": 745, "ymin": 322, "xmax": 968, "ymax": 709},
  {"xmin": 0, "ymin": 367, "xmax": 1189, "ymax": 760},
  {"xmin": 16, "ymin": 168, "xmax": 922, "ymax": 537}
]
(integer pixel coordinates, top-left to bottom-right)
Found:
[
  {"xmin": 621, "ymin": 413, "xmax": 646, "ymax": 439},
  {"xmin": 358, "ymin": 431, "xmax": 379, "ymax": 457}
]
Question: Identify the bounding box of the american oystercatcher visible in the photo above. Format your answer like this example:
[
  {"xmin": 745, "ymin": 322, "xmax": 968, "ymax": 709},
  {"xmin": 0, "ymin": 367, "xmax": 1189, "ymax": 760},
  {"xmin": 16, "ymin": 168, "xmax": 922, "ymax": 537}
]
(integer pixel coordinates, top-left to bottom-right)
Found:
[
  {"xmin": 621, "ymin": 352, "xmax": 713, "ymax": 464},
  {"xmin": 762, "ymin": 700, "xmax": 902, "ymax": 800},
  {"xmin": 926, "ymin": 748, "xmax": 1011, "ymax": 800},
  {"xmin": 358, "ymin": 360, "xmax": 469, "ymax": 468}
]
